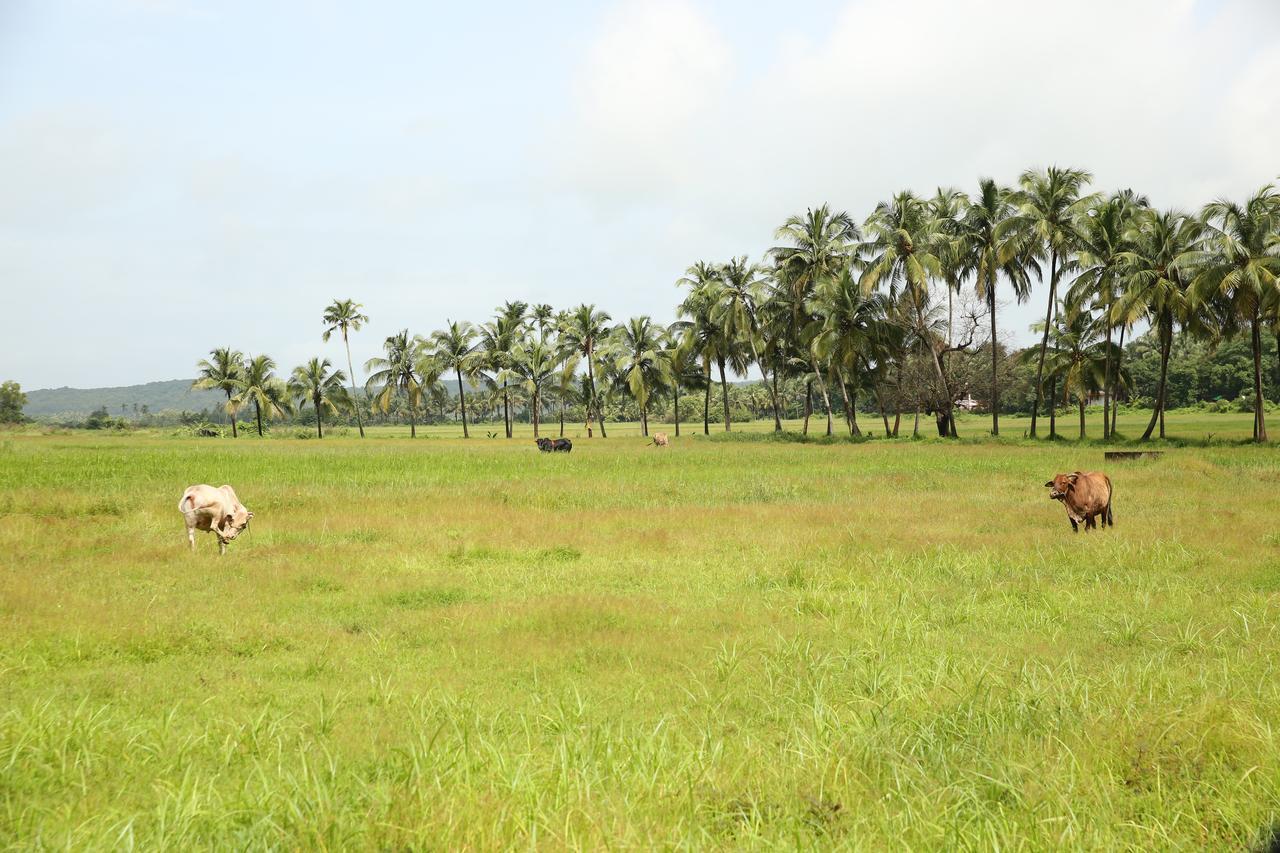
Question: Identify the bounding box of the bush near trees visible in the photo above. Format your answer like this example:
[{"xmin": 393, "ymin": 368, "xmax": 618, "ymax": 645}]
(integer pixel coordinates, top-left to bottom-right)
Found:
[{"xmin": 0, "ymin": 381, "xmax": 26, "ymax": 423}]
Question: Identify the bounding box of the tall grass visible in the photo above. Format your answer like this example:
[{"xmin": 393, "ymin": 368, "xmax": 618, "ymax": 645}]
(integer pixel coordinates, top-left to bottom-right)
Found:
[{"xmin": 1, "ymin": 427, "xmax": 1279, "ymax": 848}]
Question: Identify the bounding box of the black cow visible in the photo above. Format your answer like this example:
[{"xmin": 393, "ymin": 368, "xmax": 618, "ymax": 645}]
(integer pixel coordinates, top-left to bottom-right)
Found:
[
  {"xmin": 535, "ymin": 438, "xmax": 554, "ymax": 452},
  {"xmin": 536, "ymin": 437, "xmax": 572, "ymax": 453}
]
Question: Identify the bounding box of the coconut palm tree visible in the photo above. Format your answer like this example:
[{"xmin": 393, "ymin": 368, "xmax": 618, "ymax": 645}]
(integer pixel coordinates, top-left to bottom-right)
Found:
[
  {"xmin": 511, "ymin": 339, "xmax": 559, "ymax": 438},
  {"xmin": 365, "ymin": 330, "xmax": 425, "ymax": 437},
  {"xmin": 858, "ymin": 191, "xmax": 959, "ymax": 435},
  {"xmin": 929, "ymin": 187, "xmax": 969, "ymax": 348},
  {"xmin": 958, "ymin": 178, "xmax": 1036, "ymax": 436},
  {"xmin": 530, "ymin": 304, "xmax": 556, "ymax": 343},
  {"xmin": 1068, "ymin": 192, "xmax": 1148, "ymax": 438},
  {"xmin": 478, "ymin": 302, "xmax": 528, "ymax": 438},
  {"xmin": 664, "ymin": 327, "xmax": 703, "ymax": 437},
  {"xmin": 675, "ymin": 264, "xmax": 728, "ymax": 433},
  {"xmin": 321, "ymin": 299, "xmax": 369, "ymax": 438},
  {"xmin": 714, "ymin": 256, "xmax": 782, "ymax": 430},
  {"xmin": 428, "ymin": 321, "xmax": 480, "ymax": 438},
  {"xmin": 1007, "ymin": 166, "xmax": 1095, "ymax": 437},
  {"xmin": 192, "ymin": 347, "xmax": 244, "ymax": 437},
  {"xmin": 235, "ymin": 354, "xmax": 292, "ymax": 437},
  {"xmin": 1192, "ymin": 185, "xmax": 1280, "ymax": 443},
  {"xmin": 1037, "ymin": 300, "xmax": 1108, "ymax": 439},
  {"xmin": 558, "ymin": 304, "xmax": 612, "ymax": 437},
  {"xmin": 1115, "ymin": 209, "xmax": 1201, "ymax": 440},
  {"xmin": 553, "ymin": 349, "xmax": 581, "ymax": 438},
  {"xmin": 809, "ymin": 266, "xmax": 892, "ymax": 436},
  {"xmin": 288, "ymin": 357, "xmax": 350, "ymax": 438},
  {"xmin": 610, "ymin": 316, "xmax": 670, "ymax": 436}
]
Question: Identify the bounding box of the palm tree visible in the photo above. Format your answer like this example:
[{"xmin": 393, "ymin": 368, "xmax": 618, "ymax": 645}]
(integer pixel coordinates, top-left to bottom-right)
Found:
[
  {"xmin": 478, "ymin": 302, "xmax": 528, "ymax": 438},
  {"xmin": 289, "ymin": 357, "xmax": 350, "ymax": 438},
  {"xmin": 553, "ymin": 349, "xmax": 581, "ymax": 437},
  {"xmin": 365, "ymin": 330, "xmax": 425, "ymax": 437},
  {"xmin": 192, "ymin": 347, "xmax": 244, "ymax": 437},
  {"xmin": 858, "ymin": 191, "xmax": 958, "ymax": 435},
  {"xmin": 1038, "ymin": 300, "xmax": 1107, "ymax": 439},
  {"xmin": 929, "ymin": 187, "xmax": 969, "ymax": 348},
  {"xmin": 809, "ymin": 267, "xmax": 891, "ymax": 435},
  {"xmin": 429, "ymin": 321, "xmax": 480, "ymax": 438},
  {"xmin": 714, "ymin": 256, "xmax": 782, "ymax": 430},
  {"xmin": 321, "ymin": 299, "xmax": 370, "ymax": 438},
  {"xmin": 771, "ymin": 205, "xmax": 860, "ymax": 432},
  {"xmin": 530, "ymin": 304, "xmax": 556, "ymax": 343},
  {"xmin": 664, "ymin": 327, "xmax": 703, "ymax": 437},
  {"xmin": 235, "ymin": 354, "xmax": 292, "ymax": 437},
  {"xmin": 610, "ymin": 316, "xmax": 670, "ymax": 436},
  {"xmin": 1192, "ymin": 185, "xmax": 1280, "ymax": 443},
  {"xmin": 1115, "ymin": 209, "xmax": 1201, "ymax": 440},
  {"xmin": 958, "ymin": 178, "xmax": 1036, "ymax": 435},
  {"xmin": 558, "ymin": 304, "xmax": 613, "ymax": 438},
  {"xmin": 675, "ymin": 262, "xmax": 724, "ymax": 434},
  {"xmin": 1007, "ymin": 166, "xmax": 1095, "ymax": 437},
  {"xmin": 511, "ymin": 339, "xmax": 559, "ymax": 437},
  {"xmin": 1068, "ymin": 192, "xmax": 1148, "ymax": 439}
]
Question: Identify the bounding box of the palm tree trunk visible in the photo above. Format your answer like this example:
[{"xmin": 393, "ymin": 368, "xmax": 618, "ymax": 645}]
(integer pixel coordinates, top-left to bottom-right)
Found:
[
  {"xmin": 1031, "ymin": 250, "xmax": 1059, "ymax": 438},
  {"xmin": 1140, "ymin": 317, "xmax": 1170, "ymax": 441},
  {"xmin": 343, "ymin": 331, "xmax": 365, "ymax": 438},
  {"xmin": 989, "ymin": 277, "xmax": 1000, "ymax": 436},
  {"xmin": 532, "ymin": 390, "xmax": 540, "ymax": 438},
  {"xmin": 559, "ymin": 397, "xmax": 565, "ymax": 437},
  {"xmin": 802, "ymin": 380, "xmax": 812, "ymax": 435},
  {"xmin": 917, "ymin": 300, "xmax": 956, "ymax": 438},
  {"xmin": 1102, "ymin": 289, "xmax": 1112, "ymax": 440},
  {"xmin": 1112, "ymin": 325, "xmax": 1126, "ymax": 435},
  {"xmin": 718, "ymin": 357, "xmax": 730, "ymax": 431},
  {"xmin": 702, "ymin": 359, "xmax": 711, "ymax": 435},
  {"xmin": 814, "ymin": 370, "xmax": 833, "ymax": 436},
  {"xmin": 851, "ymin": 391, "xmax": 860, "ymax": 435},
  {"xmin": 316, "ymin": 398, "xmax": 323, "ymax": 439},
  {"xmin": 409, "ymin": 401, "xmax": 417, "ymax": 438},
  {"xmin": 641, "ymin": 405, "xmax": 648, "ymax": 437},
  {"xmin": 456, "ymin": 368, "xmax": 469, "ymax": 438},
  {"xmin": 1253, "ymin": 310, "xmax": 1268, "ymax": 442},
  {"xmin": 874, "ymin": 383, "xmax": 891, "ymax": 436},
  {"xmin": 503, "ymin": 384, "xmax": 511, "ymax": 438},
  {"xmin": 227, "ymin": 392, "xmax": 238, "ymax": 438},
  {"xmin": 1078, "ymin": 396, "xmax": 1085, "ymax": 440},
  {"xmin": 892, "ymin": 366, "xmax": 901, "ymax": 436},
  {"xmin": 255, "ymin": 400, "xmax": 263, "ymax": 437},
  {"xmin": 836, "ymin": 371, "xmax": 855, "ymax": 435},
  {"xmin": 770, "ymin": 368, "xmax": 782, "ymax": 431},
  {"xmin": 673, "ymin": 386, "xmax": 680, "ymax": 437}
]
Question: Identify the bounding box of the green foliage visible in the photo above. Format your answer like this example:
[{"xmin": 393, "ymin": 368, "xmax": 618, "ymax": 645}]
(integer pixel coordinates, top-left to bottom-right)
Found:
[{"xmin": 0, "ymin": 380, "xmax": 26, "ymax": 423}]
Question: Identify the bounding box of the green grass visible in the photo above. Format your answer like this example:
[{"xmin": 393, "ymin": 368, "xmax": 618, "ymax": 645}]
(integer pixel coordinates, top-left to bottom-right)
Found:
[{"xmin": 2, "ymin": 417, "xmax": 1280, "ymax": 848}]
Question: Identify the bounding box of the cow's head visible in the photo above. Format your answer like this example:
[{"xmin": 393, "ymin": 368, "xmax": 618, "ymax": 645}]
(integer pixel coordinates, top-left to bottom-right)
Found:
[
  {"xmin": 217, "ymin": 507, "xmax": 254, "ymax": 542},
  {"xmin": 1044, "ymin": 473, "xmax": 1078, "ymax": 501},
  {"xmin": 535, "ymin": 438, "xmax": 552, "ymax": 451}
]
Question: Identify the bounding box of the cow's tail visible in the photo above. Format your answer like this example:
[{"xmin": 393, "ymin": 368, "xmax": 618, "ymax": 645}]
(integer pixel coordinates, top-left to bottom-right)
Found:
[
  {"xmin": 1106, "ymin": 477, "xmax": 1115, "ymax": 527},
  {"xmin": 179, "ymin": 492, "xmax": 195, "ymax": 513}
]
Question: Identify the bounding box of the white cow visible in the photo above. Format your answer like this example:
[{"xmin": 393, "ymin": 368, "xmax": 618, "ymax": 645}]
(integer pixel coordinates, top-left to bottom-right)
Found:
[
  {"xmin": 651, "ymin": 432, "xmax": 669, "ymax": 447},
  {"xmin": 179, "ymin": 484, "xmax": 253, "ymax": 554}
]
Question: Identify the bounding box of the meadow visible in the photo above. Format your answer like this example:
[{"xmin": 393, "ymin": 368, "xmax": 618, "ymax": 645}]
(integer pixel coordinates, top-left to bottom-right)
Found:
[{"xmin": 2, "ymin": 413, "xmax": 1280, "ymax": 849}]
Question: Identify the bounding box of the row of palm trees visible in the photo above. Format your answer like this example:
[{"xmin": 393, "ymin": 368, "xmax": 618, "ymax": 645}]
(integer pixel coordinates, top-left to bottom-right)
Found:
[{"xmin": 195, "ymin": 170, "xmax": 1280, "ymax": 442}]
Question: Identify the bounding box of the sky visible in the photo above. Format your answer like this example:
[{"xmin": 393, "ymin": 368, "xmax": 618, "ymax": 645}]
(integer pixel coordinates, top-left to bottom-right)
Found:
[{"xmin": 1, "ymin": 0, "xmax": 1278, "ymax": 390}]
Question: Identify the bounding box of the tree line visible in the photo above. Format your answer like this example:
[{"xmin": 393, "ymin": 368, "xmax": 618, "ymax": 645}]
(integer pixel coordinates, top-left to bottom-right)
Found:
[{"xmin": 193, "ymin": 169, "xmax": 1280, "ymax": 442}]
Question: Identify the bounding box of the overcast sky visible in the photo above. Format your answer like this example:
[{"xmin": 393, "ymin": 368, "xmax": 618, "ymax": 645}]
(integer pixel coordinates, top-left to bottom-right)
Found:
[{"xmin": 2, "ymin": 0, "xmax": 1277, "ymax": 390}]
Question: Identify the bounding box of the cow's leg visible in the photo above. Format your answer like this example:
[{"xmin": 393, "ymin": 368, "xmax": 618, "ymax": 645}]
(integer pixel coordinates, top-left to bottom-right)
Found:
[
  {"xmin": 218, "ymin": 538, "xmax": 226, "ymax": 556},
  {"xmin": 1070, "ymin": 518, "xmax": 1078, "ymax": 533},
  {"xmin": 187, "ymin": 520, "xmax": 196, "ymax": 552}
]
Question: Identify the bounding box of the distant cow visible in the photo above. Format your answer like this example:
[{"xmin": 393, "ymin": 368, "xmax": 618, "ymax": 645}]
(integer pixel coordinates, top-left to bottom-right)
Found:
[
  {"xmin": 179, "ymin": 484, "xmax": 253, "ymax": 554},
  {"xmin": 535, "ymin": 438, "xmax": 573, "ymax": 453},
  {"xmin": 651, "ymin": 432, "xmax": 669, "ymax": 447},
  {"xmin": 1045, "ymin": 471, "xmax": 1113, "ymax": 532}
]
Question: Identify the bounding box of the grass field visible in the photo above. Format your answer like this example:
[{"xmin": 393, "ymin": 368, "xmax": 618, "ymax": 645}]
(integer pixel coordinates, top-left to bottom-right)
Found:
[{"xmin": 3, "ymin": 414, "xmax": 1280, "ymax": 848}]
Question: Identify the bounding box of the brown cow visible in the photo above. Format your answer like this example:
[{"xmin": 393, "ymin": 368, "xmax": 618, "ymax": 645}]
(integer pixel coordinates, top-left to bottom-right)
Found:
[
  {"xmin": 179, "ymin": 484, "xmax": 254, "ymax": 554},
  {"xmin": 1044, "ymin": 471, "xmax": 1113, "ymax": 533}
]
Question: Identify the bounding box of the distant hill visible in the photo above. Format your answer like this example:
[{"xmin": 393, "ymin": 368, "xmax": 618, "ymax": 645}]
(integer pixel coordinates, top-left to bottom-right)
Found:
[{"xmin": 23, "ymin": 379, "xmax": 225, "ymax": 418}]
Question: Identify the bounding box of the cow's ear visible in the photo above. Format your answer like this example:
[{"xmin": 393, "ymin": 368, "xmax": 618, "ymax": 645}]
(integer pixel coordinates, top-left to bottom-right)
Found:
[
  {"xmin": 223, "ymin": 512, "xmax": 235, "ymax": 528},
  {"xmin": 1044, "ymin": 481, "xmax": 1053, "ymax": 488},
  {"xmin": 1068, "ymin": 473, "xmax": 1079, "ymax": 483}
]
